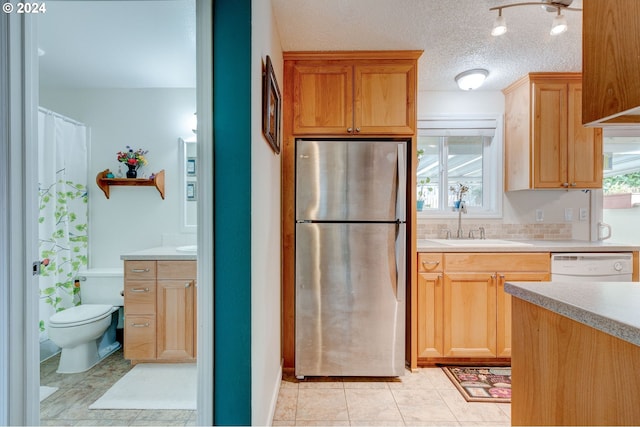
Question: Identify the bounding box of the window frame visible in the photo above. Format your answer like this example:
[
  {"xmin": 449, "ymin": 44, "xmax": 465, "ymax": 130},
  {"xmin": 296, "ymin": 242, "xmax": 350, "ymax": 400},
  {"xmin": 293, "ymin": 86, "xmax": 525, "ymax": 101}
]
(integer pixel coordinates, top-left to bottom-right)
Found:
[{"xmin": 416, "ymin": 115, "xmax": 503, "ymax": 219}]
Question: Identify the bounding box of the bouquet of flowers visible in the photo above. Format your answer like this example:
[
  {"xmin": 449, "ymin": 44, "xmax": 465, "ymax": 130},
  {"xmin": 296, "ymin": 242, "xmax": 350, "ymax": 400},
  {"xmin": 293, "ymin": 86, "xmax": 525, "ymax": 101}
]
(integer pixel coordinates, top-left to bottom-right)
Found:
[
  {"xmin": 117, "ymin": 146, "xmax": 148, "ymax": 169},
  {"xmin": 449, "ymin": 183, "xmax": 469, "ymax": 201}
]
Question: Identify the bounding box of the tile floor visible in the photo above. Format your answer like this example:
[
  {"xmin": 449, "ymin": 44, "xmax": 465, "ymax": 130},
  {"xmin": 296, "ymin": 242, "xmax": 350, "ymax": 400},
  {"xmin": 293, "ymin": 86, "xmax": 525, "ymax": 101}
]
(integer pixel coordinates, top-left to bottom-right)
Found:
[
  {"xmin": 272, "ymin": 368, "xmax": 511, "ymax": 426},
  {"xmin": 40, "ymin": 349, "xmax": 196, "ymax": 426}
]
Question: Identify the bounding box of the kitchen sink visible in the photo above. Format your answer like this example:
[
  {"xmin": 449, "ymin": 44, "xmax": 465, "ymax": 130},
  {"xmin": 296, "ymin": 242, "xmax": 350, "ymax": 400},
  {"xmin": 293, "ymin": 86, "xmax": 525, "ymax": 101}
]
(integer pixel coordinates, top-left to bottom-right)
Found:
[{"xmin": 425, "ymin": 239, "xmax": 533, "ymax": 247}]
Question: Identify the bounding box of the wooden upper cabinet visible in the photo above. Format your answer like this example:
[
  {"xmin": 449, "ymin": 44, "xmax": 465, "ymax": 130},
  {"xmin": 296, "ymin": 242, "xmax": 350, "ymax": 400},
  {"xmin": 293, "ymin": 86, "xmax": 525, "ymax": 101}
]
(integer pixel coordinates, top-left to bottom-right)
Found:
[
  {"xmin": 504, "ymin": 73, "xmax": 602, "ymax": 191},
  {"xmin": 582, "ymin": 0, "xmax": 640, "ymax": 126},
  {"xmin": 285, "ymin": 51, "xmax": 421, "ymax": 136}
]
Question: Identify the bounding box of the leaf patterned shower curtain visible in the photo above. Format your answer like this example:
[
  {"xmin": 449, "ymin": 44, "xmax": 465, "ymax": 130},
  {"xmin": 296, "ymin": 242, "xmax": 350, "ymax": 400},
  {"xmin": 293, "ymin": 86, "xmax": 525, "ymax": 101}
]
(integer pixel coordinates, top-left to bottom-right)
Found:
[{"xmin": 38, "ymin": 109, "xmax": 89, "ymax": 342}]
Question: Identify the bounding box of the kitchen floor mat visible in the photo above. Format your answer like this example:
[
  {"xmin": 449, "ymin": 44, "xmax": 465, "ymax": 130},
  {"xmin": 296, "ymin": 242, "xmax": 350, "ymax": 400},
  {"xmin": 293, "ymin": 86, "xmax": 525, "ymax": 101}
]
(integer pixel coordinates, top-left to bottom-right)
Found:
[{"xmin": 441, "ymin": 366, "xmax": 511, "ymax": 403}]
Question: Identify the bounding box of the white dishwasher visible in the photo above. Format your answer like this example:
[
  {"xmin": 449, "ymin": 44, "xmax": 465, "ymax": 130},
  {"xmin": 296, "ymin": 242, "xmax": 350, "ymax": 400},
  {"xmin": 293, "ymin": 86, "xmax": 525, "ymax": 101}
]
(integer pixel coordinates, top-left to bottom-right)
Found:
[{"xmin": 551, "ymin": 253, "xmax": 633, "ymax": 282}]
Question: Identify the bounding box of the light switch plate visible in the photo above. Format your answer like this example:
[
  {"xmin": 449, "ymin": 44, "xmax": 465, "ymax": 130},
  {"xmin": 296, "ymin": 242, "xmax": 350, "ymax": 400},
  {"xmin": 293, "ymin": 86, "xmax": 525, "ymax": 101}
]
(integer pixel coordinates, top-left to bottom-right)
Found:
[
  {"xmin": 579, "ymin": 208, "xmax": 588, "ymax": 221},
  {"xmin": 565, "ymin": 208, "xmax": 573, "ymax": 221},
  {"xmin": 536, "ymin": 209, "xmax": 544, "ymax": 222}
]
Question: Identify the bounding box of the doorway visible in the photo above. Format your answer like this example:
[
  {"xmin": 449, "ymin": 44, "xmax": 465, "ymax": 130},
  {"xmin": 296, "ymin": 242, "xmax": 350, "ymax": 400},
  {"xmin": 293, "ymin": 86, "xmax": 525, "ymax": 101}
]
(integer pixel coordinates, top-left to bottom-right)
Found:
[{"xmin": 0, "ymin": 1, "xmax": 213, "ymax": 425}]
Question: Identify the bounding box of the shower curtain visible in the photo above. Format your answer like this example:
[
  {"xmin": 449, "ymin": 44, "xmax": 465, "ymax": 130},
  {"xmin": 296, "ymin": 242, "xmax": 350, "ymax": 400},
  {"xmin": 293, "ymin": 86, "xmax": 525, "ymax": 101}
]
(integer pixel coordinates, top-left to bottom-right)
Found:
[{"xmin": 38, "ymin": 108, "xmax": 89, "ymax": 342}]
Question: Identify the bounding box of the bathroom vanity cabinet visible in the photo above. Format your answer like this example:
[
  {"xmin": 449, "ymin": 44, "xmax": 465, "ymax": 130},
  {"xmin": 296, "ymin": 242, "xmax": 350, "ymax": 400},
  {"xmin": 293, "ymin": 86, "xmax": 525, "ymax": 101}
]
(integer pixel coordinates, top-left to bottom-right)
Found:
[{"xmin": 123, "ymin": 259, "xmax": 196, "ymax": 364}]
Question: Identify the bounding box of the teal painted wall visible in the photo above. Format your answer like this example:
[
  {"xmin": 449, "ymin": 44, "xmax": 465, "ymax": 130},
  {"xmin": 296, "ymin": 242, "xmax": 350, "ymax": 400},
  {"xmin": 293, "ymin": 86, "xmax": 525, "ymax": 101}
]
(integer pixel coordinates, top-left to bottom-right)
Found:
[{"xmin": 213, "ymin": 0, "xmax": 252, "ymax": 424}]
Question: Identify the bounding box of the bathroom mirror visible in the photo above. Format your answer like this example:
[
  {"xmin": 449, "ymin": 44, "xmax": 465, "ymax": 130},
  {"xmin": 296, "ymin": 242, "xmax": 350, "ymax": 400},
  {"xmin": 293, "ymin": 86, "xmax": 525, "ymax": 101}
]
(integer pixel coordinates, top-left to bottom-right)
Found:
[{"xmin": 179, "ymin": 137, "xmax": 197, "ymax": 232}]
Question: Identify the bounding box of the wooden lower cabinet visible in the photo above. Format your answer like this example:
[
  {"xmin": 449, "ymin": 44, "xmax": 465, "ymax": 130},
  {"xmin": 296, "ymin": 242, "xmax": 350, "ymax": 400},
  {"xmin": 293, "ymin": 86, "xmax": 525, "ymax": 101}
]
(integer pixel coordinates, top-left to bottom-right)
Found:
[
  {"xmin": 416, "ymin": 252, "xmax": 550, "ymax": 365},
  {"xmin": 124, "ymin": 260, "xmax": 197, "ymax": 364}
]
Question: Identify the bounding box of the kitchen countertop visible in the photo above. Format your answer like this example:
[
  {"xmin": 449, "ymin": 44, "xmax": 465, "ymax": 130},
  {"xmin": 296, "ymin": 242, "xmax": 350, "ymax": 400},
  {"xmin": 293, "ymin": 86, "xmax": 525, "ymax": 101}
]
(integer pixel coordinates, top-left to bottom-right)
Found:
[
  {"xmin": 504, "ymin": 281, "xmax": 640, "ymax": 346},
  {"xmin": 417, "ymin": 239, "xmax": 640, "ymax": 252},
  {"xmin": 120, "ymin": 246, "xmax": 197, "ymax": 261}
]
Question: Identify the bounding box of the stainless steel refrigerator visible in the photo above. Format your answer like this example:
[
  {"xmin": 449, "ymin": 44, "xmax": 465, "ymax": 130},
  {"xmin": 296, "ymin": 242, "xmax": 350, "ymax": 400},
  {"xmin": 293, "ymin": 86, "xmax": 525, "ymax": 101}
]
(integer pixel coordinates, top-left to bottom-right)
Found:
[{"xmin": 295, "ymin": 139, "xmax": 406, "ymax": 378}]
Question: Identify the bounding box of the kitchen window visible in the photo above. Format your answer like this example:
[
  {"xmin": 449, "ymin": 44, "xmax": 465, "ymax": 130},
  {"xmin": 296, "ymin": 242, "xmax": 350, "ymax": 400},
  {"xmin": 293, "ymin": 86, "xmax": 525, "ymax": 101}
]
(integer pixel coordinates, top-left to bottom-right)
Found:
[{"xmin": 417, "ymin": 116, "xmax": 502, "ymax": 217}]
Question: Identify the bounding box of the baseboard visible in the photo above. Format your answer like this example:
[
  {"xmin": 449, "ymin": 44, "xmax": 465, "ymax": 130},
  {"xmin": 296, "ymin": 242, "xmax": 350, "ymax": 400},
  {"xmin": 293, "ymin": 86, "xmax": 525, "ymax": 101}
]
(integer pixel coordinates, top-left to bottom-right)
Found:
[{"xmin": 265, "ymin": 360, "xmax": 283, "ymax": 426}]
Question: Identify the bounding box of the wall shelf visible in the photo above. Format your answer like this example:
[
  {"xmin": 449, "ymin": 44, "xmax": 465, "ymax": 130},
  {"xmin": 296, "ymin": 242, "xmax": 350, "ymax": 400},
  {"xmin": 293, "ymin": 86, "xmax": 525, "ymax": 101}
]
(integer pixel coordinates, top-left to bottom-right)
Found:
[{"xmin": 96, "ymin": 169, "xmax": 165, "ymax": 199}]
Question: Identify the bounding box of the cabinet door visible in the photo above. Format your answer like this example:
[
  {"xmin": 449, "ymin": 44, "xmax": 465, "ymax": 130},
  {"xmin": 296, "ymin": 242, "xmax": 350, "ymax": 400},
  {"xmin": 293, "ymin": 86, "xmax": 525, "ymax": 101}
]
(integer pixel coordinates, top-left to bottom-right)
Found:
[
  {"xmin": 533, "ymin": 82, "xmax": 568, "ymax": 188},
  {"xmin": 443, "ymin": 272, "xmax": 496, "ymax": 358},
  {"xmin": 157, "ymin": 279, "xmax": 195, "ymax": 360},
  {"xmin": 292, "ymin": 63, "xmax": 353, "ymax": 135},
  {"xmin": 417, "ymin": 272, "xmax": 444, "ymax": 359},
  {"xmin": 497, "ymin": 271, "xmax": 550, "ymax": 357},
  {"xmin": 568, "ymin": 83, "xmax": 603, "ymax": 188},
  {"xmin": 354, "ymin": 63, "xmax": 416, "ymax": 135}
]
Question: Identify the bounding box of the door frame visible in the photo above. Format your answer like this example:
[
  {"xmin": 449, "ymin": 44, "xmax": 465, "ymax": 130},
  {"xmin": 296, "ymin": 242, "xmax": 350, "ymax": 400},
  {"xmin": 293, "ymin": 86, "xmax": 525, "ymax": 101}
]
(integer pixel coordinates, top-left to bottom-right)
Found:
[{"xmin": 0, "ymin": 2, "xmax": 214, "ymax": 425}]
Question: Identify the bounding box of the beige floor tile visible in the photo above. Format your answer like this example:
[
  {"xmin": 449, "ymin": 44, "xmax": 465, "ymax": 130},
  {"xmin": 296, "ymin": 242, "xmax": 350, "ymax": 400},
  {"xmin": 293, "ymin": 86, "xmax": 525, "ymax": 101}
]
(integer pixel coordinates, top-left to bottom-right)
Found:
[
  {"xmin": 403, "ymin": 422, "xmax": 460, "ymax": 427},
  {"xmin": 295, "ymin": 421, "xmax": 350, "ymax": 426},
  {"xmin": 387, "ymin": 370, "xmax": 435, "ymax": 390},
  {"xmin": 296, "ymin": 389, "xmax": 348, "ymax": 421},
  {"xmin": 344, "ymin": 389, "xmax": 403, "ymax": 422},
  {"xmin": 421, "ymin": 368, "xmax": 458, "ymax": 390},
  {"xmin": 438, "ymin": 389, "xmax": 511, "ymax": 423},
  {"xmin": 497, "ymin": 402, "xmax": 511, "ymax": 418},
  {"xmin": 273, "ymin": 387, "xmax": 299, "ymax": 421},
  {"xmin": 342, "ymin": 379, "xmax": 391, "ymax": 389},
  {"xmin": 298, "ymin": 377, "xmax": 344, "ymax": 389},
  {"xmin": 272, "ymin": 421, "xmax": 296, "ymax": 426},
  {"xmin": 350, "ymin": 420, "xmax": 406, "ymax": 426},
  {"xmin": 392, "ymin": 389, "xmax": 458, "ymax": 423}
]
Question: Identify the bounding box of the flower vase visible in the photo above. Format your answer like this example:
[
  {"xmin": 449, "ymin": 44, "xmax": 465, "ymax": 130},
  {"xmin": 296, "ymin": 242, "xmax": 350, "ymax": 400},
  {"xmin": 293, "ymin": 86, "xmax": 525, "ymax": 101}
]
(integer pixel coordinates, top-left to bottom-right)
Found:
[{"xmin": 126, "ymin": 164, "xmax": 137, "ymax": 178}]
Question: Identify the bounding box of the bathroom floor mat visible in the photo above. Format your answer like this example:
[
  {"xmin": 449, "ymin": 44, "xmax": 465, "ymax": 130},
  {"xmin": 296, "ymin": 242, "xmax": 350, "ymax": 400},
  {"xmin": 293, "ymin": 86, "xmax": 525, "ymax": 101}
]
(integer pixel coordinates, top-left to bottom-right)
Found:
[
  {"xmin": 39, "ymin": 386, "xmax": 58, "ymax": 402},
  {"xmin": 89, "ymin": 363, "xmax": 196, "ymax": 410}
]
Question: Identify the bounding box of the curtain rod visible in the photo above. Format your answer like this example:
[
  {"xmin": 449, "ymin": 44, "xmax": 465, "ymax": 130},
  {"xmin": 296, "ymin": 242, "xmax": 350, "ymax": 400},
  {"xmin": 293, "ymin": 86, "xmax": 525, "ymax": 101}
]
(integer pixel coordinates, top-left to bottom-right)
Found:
[{"xmin": 38, "ymin": 107, "xmax": 86, "ymax": 127}]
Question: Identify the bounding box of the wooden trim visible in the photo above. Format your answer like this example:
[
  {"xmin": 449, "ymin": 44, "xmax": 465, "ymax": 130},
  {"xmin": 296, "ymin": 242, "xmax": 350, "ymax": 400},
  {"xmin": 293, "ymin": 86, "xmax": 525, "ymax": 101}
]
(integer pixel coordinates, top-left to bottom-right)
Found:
[{"xmin": 283, "ymin": 50, "xmax": 423, "ymax": 61}]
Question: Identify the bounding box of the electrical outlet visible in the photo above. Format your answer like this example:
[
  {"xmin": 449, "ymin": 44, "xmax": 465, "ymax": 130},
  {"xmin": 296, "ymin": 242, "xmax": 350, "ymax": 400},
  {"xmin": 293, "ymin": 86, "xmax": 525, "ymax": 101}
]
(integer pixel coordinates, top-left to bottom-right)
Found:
[
  {"xmin": 579, "ymin": 208, "xmax": 588, "ymax": 221},
  {"xmin": 565, "ymin": 208, "xmax": 573, "ymax": 221},
  {"xmin": 536, "ymin": 209, "xmax": 544, "ymax": 222}
]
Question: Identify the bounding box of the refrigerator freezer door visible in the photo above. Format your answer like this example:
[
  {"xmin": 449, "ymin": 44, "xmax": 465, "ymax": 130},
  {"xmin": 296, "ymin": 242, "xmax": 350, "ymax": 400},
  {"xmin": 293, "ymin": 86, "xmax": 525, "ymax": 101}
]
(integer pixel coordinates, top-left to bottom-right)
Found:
[
  {"xmin": 295, "ymin": 222, "xmax": 406, "ymax": 377},
  {"xmin": 296, "ymin": 140, "xmax": 406, "ymax": 222}
]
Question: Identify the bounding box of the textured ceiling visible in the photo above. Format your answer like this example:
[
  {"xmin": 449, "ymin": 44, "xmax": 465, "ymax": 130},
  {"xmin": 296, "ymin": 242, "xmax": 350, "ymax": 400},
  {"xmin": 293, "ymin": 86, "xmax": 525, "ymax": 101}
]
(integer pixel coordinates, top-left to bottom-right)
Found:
[
  {"xmin": 272, "ymin": 0, "xmax": 583, "ymax": 91},
  {"xmin": 38, "ymin": 0, "xmax": 582, "ymax": 92}
]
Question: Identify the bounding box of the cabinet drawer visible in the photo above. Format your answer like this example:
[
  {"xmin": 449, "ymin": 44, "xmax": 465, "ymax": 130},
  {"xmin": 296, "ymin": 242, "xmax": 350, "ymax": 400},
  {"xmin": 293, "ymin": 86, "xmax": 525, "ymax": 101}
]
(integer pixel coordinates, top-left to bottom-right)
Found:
[
  {"xmin": 124, "ymin": 314, "xmax": 156, "ymax": 360},
  {"xmin": 124, "ymin": 260, "xmax": 157, "ymax": 279},
  {"xmin": 444, "ymin": 253, "xmax": 550, "ymax": 272},
  {"xmin": 418, "ymin": 253, "xmax": 443, "ymax": 272},
  {"xmin": 157, "ymin": 260, "xmax": 197, "ymax": 279},
  {"xmin": 124, "ymin": 281, "xmax": 156, "ymax": 314}
]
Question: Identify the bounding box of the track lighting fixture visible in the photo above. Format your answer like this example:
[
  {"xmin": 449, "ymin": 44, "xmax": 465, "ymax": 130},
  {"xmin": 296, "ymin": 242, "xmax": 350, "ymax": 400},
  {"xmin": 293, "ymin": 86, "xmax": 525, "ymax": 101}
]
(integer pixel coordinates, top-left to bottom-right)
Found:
[{"xmin": 490, "ymin": 0, "xmax": 581, "ymax": 37}]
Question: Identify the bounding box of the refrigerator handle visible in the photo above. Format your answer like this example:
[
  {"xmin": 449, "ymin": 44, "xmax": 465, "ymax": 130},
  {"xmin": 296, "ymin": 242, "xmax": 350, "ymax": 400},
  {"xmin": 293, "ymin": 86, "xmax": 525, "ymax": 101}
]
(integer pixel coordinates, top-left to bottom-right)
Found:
[
  {"xmin": 396, "ymin": 143, "xmax": 406, "ymax": 221},
  {"xmin": 395, "ymin": 223, "xmax": 406, "ymax": 302}
]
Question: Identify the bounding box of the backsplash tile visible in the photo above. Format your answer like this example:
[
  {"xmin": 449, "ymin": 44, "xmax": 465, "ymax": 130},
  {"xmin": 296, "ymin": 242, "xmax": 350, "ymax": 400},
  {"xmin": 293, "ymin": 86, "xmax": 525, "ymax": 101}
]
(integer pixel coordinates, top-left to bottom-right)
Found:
[{"xmin": 416, "ymin": 220, "xmax": 572, "ymax": 240}]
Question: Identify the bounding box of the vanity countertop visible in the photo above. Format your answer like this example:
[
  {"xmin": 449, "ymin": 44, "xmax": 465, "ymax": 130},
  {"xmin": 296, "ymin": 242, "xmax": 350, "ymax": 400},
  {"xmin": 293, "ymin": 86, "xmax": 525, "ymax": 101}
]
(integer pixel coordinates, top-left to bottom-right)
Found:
[
  {"xmin": 120, "ymin": 246, "xmax": 196, "ymax": 261},
  {"xmin": 417, "ymin": 239, "xmax": 640, "ymax": 252}
]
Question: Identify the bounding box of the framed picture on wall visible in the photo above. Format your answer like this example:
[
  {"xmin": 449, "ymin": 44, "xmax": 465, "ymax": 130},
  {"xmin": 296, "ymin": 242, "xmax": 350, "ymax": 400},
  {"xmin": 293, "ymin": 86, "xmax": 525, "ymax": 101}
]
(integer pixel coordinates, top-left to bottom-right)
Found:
[
  {"xmin": 186, "ymin": 182, "xmax": 197, "ymax": 201},
  {"xmin": 262, "ymin": 55, "xmax": 281, "ymax": 154},
  {"xmin": 186, "ymin": 157, "xmax": 196, "ymax": 176}
]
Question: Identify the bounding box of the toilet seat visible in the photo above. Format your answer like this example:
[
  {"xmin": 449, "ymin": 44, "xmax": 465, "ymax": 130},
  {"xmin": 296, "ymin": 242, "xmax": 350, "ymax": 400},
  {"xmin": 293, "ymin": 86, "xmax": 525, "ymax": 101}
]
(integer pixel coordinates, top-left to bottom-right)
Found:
[{"xmin": 49, "ymin": 304, "xmax": 114, "ymax": 328}]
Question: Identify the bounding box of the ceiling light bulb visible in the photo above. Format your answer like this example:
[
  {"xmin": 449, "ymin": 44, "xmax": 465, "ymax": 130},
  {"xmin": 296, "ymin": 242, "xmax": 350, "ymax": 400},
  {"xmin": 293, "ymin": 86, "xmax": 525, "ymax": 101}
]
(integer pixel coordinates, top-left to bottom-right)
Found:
[
  {"xmin": 491, "ymin": 13, "xmax": 507, "ymax": 36},
  {"xmin": 455, "ymin": 69, "xmax": 489, "ymax": 91},
  {"xmin": 550, "ymin": 11, "xmax": 568, "ymax": 35}
]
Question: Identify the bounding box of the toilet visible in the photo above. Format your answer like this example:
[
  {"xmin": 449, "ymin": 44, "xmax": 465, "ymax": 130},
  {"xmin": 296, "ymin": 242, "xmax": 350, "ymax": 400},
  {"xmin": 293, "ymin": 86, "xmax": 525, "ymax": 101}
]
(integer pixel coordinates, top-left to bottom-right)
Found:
[{"xmin": 48, "ymin": 268, "xmax": 124, "ymax": 374}]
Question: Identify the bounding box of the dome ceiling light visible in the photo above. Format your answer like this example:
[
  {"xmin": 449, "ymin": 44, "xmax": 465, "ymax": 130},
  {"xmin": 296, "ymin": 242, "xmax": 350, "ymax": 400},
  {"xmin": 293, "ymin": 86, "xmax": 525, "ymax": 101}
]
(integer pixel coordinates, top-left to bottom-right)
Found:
[
  {"xmin": 455, "ymin": 69, "xmax": 489, "ymax": 91},
  {"xmin": 489, "ymin": 0, "xmax": 581, "ymax": 37}
]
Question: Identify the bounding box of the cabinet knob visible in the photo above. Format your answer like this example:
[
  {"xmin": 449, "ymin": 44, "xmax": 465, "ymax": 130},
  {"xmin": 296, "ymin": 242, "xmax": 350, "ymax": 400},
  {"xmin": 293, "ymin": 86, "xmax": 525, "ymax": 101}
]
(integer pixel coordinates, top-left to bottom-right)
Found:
[
  {"xmin": 130, "ymin": 287, "xmax": 150, "ymax": 293},
  {"xmin": 355, "ymin": 127, "xmax": 361, "ymax": 132},
  {"xmin": 562, "ymin": 183, "xmax": 570, "ymax": 188},
  {"xmin": 347, "ymin": 127, "xmax": 353, "ymax": 133},
  {"xmin": 421, "ymin": 260, "xmax": 440, "ymax": 270},
  {"xmin": 131, "ymin": 268, "xmax": 150, "ymax": 273},
  {"xmin": 185, "ymin": 282, "xmax": 191, "ymax": 288},
  {"xmin": 570, "ymin": 182, "xmax": 577, "ymax": 187}
]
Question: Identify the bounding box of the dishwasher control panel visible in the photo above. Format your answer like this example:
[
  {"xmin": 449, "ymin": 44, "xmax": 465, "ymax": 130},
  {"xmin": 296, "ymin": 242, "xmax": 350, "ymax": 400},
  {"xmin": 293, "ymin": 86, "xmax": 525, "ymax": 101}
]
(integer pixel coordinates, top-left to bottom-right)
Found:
[{"xmin": 551, "ymin": 252, "xmax": 633, "ymax": 277}]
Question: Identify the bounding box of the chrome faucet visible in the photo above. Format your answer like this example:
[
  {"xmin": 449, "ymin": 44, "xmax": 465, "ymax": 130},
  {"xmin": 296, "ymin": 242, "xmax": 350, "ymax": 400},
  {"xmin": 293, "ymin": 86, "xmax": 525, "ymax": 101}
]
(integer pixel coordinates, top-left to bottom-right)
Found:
[
  {"xmin": 442, "ymin": 228, "xmax": 452, "ymax": 239},
  {"xmin": 468, "ymin": 227, "xmax": 486, "ymax": 240},
  {"xmin": 456, "ymin": 201, "xmax": 467, "ymax": 239}
]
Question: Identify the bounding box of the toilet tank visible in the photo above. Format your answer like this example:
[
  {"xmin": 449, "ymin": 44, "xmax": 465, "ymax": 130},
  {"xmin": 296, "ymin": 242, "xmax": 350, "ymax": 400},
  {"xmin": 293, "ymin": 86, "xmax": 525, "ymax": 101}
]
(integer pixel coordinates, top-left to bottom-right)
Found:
[{"xmin": 77, "ymin": 268, "xmax": 124, "ymax": 306}]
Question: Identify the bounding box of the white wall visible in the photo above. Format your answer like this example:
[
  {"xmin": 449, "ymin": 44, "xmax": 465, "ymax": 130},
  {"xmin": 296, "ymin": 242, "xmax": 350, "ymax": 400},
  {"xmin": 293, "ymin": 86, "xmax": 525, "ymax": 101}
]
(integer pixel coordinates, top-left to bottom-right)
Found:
[
  {"xmin": 418, "ymin": 90, "xmax": 593, "ymax": 240},
  {"xmin": 251, "ymin": 1, "xmax": 283, "ymax": 425},
  {"xmin": 39, "ymin": 88, "xmax": 197, "ymax": 267}
]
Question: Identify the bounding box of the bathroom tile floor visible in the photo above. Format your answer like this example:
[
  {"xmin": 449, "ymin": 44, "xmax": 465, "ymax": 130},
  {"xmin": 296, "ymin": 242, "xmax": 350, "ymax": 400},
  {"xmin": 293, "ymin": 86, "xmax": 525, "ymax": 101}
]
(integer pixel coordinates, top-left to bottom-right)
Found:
[
  {"xmin": 40, "ymin": 349, "xmax": 196, "ymax": 426},
  {"xmin": 272, "ymin": 368, "xmax": 511, "ymax": 426}
]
